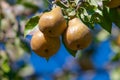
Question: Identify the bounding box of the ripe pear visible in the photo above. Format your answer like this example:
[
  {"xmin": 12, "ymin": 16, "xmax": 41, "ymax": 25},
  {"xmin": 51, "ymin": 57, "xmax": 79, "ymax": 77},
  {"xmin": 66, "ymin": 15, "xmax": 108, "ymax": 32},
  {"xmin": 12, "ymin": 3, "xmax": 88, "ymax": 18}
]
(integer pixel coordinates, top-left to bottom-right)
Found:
[
  {"xmin": 31, "ymin": 30, "xmax": 60, "ymax": 58},
  {"xmin": 39, "ymin": 6, "xmax": 67, "ymax": 37},
  {"xmin": 64, "ymin": 18, "xmax": 92, "ymax": 50},
  {"xmin": 107, "ymin": 0, "xmax": 120, "ymax": 8}
]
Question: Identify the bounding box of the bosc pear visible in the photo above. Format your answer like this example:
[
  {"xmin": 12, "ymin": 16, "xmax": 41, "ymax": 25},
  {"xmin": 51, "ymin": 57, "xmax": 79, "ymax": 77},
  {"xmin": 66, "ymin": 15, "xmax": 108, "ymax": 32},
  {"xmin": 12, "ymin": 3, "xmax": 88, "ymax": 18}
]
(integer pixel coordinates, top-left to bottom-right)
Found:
[
  {"xmin": 31, "ymin": 30, "xmax": 60, "ymax": 58},
  {"xmin": 64, "ymin": 18, "xmax": 92, "ymax": 50},
  {"xmin": 39, "ymin": 6, "xmax": 67, "ymax": 37}
]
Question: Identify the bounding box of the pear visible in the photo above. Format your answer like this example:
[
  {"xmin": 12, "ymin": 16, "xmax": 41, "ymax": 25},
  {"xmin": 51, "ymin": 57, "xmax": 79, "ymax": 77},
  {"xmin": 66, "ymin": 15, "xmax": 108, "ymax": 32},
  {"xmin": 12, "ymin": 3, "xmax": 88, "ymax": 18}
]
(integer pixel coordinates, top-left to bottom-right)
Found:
[
  {"xmin": 39, "ymin": 6, "xmax": 67, "ymax": 37},
  {"xmin": 64, "ymin": 18, "xmax": 92, "ymax": 50},
  {"xmin": 107, "ymin": 0, "xmax": 120, "ymax": 8},
  {"xmin": 31, "ymin": 30, "xmax": 60, "ymax": 58}
]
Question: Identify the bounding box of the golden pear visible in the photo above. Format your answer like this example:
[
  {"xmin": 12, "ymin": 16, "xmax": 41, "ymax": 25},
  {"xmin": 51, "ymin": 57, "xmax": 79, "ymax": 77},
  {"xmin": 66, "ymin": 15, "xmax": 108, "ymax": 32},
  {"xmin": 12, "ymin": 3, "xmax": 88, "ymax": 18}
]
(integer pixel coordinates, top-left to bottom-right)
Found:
[
  {"xmin": 39, "ymin": 6, "xmax": 67, "ymax": 37},
  {"xmin": 64, "ymin": 18, "xmax": 92, "ymax": 50},
  {"xmin": 31, "ymin": 30, "xmax": 60, "ymax": 58},
  {"xmin": 107, "ymin": 0, "xmax": 120, "ymax": 8}
]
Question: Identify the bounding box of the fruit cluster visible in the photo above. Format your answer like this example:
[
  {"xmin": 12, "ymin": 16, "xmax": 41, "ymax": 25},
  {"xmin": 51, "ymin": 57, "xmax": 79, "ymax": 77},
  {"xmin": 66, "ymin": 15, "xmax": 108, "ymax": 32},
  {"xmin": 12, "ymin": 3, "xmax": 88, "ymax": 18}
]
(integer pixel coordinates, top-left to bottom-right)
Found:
[{"xmin": 30, "ymin": 6, "xmax": 92, "ymax": 58}]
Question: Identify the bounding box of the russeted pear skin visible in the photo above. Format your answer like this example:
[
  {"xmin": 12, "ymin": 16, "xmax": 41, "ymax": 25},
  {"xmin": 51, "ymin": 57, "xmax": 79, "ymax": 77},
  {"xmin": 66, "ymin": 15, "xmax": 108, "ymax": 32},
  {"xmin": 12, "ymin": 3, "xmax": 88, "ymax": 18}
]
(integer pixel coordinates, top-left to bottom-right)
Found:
[
  {"xmin": 107, "ymin": 0, "xmax": 120, "ymax": 8},
  {"xmin": 64, "ymin": 18, "xmax": 92, "ymax": 50},
  {"xmin": 31, "ymin": 30, "xmax": 60, "ymax": 58},
  {"xmin": 39, "ymin": 6, "xmax": 67, "ymax": 37}
]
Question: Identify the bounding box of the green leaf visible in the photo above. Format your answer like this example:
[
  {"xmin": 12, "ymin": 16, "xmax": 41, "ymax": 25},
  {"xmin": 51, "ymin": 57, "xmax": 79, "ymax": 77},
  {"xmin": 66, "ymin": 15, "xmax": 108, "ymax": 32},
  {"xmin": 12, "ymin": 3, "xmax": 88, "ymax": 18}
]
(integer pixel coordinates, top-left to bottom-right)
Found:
[
  {"xmin": 112, "ymin": 52, "xmax": 120, "ymax": 62},
  {"xmin": 78, "ymin": 7, "xmax": 95, "ymax": 28},
  {"xmin": 20, "ymin": 38, "xmax": 31, "ymax": 53},
  {"xmin": 109, "ymin": 8, "xmax": 120, "ymax": 28},
  {"xmin": 89, "ymin": 0, "xmax": 100, "ymax": 7},
  {"xmin": 68, "ymin": 10, "xmax": 76, "ymax": 17},
  {"xmin": 99, "ymin": 18, "xmax": 112, "ymax": 33},
  {"xmin": 85, "ymin": 0, "xmax": 102, "ymax": 7},
  {"xmin": 1, "ymin": 60, "xmax": 10, "ymax": 73},
  {"xmin": 99, "ymin": 6, "xmax": 112, "ymax": 33},
  {"xmin": 24, "ymin": 16, "xmax": 40, "ymax": 37},
  {"xmin": 78, "ymin": 7, "xmax": 89, "ymax": 21},
  {"xmin": 90, "ymin": 13, "xmax": 101, "ymax": 23},
  {"xmin": 62, "ymin": 35, "xmax": 77, "ymax": 57}
]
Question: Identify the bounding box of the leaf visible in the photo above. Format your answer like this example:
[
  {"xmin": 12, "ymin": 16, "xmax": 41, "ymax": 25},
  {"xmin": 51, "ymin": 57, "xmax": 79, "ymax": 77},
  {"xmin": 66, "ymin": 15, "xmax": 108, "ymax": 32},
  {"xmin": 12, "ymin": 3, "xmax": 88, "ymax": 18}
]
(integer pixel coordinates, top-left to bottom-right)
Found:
[
  {"xmin": 78, "ymin": 7, "xmax": 95, "ymax": 28},
  {"xmin": 112, "ymin": 52, "xmax": 120, "ymax": 62},
  {"xmin": 1, "ymin": 60, "xmax": 10, "ymax": 73},
  {"xmin": 99, "ymin": 18, "xmax": 112, "ymax": 33},
  {"xmin": 20, "ymin": 37, "xmax": 31, "ymax": 53},
  {"xmin": 90, "ymin": 0, "xmax": 99, "ymax": 7},
  {"xmin": 90, "ymin": 13, "xmax": 101, "ymax": 23},
  {"xmin": 99, "ymin": 6, "xmax": 112, "ymax": 33},
  {"xmin": 62, "ymin": 35, "xmax": 77, "ymax": 57},
  {"xmin": 85, "ymin": 0, "xmax": 103, "ymax": 7},
  {"xmin": 109, "ymin": 8, "xmax": 120, "ymax": 28},
  {"xmin": 68, "ymin": 10, "xmax": 76, "ymax": 17},
  {"xmin": 24, "ymin": 16, "xmax": 40, "ymax": 37},
  {"xmin": 78, "ymin": 7, "xmax": 89, "ymax": 21}
]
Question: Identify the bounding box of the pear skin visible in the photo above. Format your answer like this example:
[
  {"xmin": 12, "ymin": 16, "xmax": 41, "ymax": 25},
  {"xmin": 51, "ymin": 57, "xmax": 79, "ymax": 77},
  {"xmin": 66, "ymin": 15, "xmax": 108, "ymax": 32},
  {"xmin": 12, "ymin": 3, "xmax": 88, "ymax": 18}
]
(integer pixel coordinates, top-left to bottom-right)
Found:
[
  {"xmin": 39, "ymin": 6, "xmax": 67, "ymax": 37},
  {"xmin": 31, "ymin": 30, "xmax": 60, "ymax": 58},
  {"xmin": 64, "ymin": 18, "xmax": 92, "ymax": 50}
]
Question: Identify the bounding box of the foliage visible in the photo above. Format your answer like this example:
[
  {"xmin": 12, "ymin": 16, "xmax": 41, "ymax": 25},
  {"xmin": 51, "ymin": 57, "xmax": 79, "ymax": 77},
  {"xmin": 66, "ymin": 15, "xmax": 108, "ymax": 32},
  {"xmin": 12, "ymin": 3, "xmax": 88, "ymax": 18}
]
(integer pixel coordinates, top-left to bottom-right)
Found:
[
  {"xmin": 24, "ymin": 0, "xmax": 120, "ymax": 57},
  {"xmin": 1, "ymin": 0, "xmax": 120, "ymax": 80}
]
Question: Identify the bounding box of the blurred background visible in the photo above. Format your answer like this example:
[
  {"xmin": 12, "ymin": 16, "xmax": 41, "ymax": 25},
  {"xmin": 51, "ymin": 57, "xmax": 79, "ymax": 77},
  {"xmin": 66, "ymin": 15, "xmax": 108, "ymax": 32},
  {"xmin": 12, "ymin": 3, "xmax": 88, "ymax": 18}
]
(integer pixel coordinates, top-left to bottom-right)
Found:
[{"xmin": 0, "ymin": 0, "xmax": 120, "ymax": 80}]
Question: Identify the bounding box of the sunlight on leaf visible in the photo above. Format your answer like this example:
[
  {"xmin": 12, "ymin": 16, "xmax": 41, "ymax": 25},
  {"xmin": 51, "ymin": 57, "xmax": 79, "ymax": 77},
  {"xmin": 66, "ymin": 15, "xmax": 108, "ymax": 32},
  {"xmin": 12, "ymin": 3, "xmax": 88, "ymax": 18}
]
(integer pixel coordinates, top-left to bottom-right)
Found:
[
  {"xmin": 24, "ymin": 16, "xmax": 40, "ymax": 37},
  {"xmin": 1, "ymin": 60, "xmax": 10, "ymax": 73}
]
